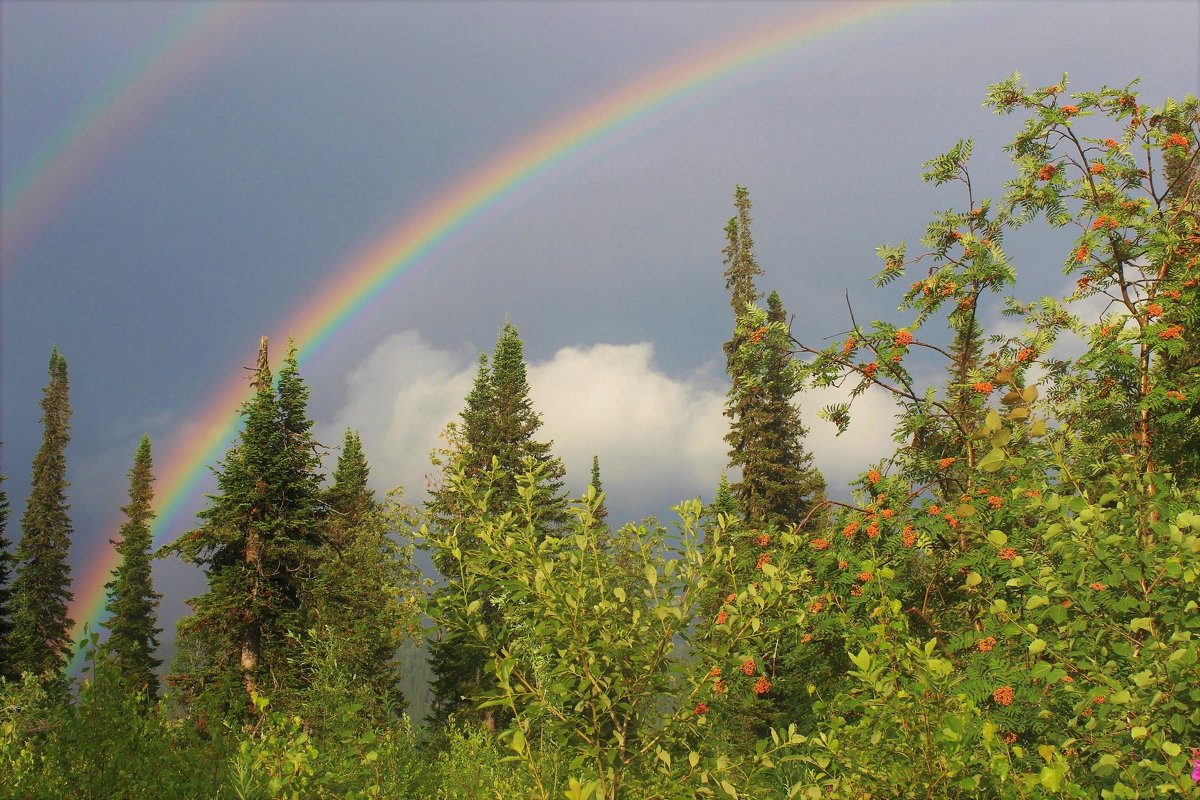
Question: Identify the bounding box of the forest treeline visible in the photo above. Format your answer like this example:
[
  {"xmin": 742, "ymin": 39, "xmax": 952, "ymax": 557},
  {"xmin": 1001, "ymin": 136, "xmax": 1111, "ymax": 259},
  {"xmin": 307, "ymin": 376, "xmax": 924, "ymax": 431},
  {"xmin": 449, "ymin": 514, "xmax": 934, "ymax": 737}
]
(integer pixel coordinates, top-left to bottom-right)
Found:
[{"xmin": 2, "ymin": 74, "xmax": 1199, "ymax": 799}]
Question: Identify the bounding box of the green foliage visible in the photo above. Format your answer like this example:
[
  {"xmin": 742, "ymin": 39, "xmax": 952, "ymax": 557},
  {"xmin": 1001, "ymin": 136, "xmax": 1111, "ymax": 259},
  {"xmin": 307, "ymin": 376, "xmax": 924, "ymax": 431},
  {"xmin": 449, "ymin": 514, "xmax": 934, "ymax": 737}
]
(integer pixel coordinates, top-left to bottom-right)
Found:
[
  {"xmin": 4, "ymin": 71, "xmax": 1199, "ymax": 800},
  {"xmin": 421, "ymin": 459, "xmax": 813, "ymax": 799},
  {"xmin": 10, "ymin": 348, "xmax": 75, "ymax": 675},
  {"xmin": 426, "ymin": 321, "xmax": 569, "ymax": 727},
  {"xmin": 721, "ymin": 188, "xmax": 825, "ymax": 531},
  {"xmin": 307, "ymin": 444, "xmax": 424, "ymax": 721},
  {"xmin": 0, "ymin": 464, "xmax": 15, "ymax": 681},
  {"xmin": 166, "ymin": 338, "xmax": 327, "ymax": 721},
  {"xmin": 102, "ymin": 434, "xmax": 163, "ymax": 702},
  {"xmin": 762, "ymin": 73, "xmax": 1200, "ymax": 797}
]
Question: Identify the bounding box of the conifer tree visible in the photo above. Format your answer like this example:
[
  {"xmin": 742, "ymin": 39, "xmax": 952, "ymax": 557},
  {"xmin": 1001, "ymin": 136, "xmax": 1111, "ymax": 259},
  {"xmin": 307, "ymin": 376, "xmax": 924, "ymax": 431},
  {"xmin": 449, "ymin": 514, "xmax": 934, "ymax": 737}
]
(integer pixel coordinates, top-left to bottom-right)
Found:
[
  {"xmin": 426, "ymin": 321, "xmax": 567, "ymax": 726},
  {"xmin": 0, "ymin": 465, "xmax": 15, "ymax": 680},
  {"xmin": 169, "ymin": 338, "xmax": 325, "ymax": 719},
  {"xmin": 11, "ymin": 348, "xmax": 74, "ymax": 675},
  {"xmin": 310, "ymin": 429, "xmax": 412, "ymax": 717},
  {"xmin": 488, "ymin": 321, "xmax": 569, "ymax": 528},
  {"xmin": 589, "ymin": 454, "xmax": 608, "ymax": 530},
  {"xmin": 721, "ymin": 190, "xmax": 824, "ymax": 528},
  {"xmin": 102, "ymin": 435, "xmax": 163, "ymax": 701}
]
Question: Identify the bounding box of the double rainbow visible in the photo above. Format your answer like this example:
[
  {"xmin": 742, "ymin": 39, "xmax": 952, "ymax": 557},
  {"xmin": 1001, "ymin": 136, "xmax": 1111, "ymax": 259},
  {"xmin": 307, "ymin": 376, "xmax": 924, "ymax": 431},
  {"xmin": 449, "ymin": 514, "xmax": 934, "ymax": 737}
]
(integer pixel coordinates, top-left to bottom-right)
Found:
[{"xmin": 56, "ymin": 1, "xmax": 945, "ymax": 664}]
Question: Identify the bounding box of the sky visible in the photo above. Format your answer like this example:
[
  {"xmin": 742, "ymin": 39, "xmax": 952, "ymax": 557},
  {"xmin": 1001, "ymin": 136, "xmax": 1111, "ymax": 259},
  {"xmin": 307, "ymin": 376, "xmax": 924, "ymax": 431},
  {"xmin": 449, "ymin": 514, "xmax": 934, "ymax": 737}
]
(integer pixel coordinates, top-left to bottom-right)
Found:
[{"xmin": 2, "ymin": 0, "xmax": 1198, "ymax": 657}]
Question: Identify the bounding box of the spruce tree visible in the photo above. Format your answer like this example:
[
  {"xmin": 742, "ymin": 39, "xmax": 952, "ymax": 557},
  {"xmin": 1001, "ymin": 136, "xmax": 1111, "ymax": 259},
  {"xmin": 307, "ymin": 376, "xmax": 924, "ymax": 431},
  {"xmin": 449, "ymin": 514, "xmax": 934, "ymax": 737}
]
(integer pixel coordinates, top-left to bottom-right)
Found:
[
  {"xmin": 169, "ymin": 338, "xmax": 325, "ymax": 719},
  {"xmin": 426, "ymin": 321, "xmax": 568, "ymax": 726},
  {"xmin": 488, "ymin": 321, "xmax": 569, "ymax": 528},
  {"xmin": 720, "ymin": 190, "xmax": 824, "ymax": 528},
  {"xmin": 588, "ymin": 454, "xmax": 608, "ymax": 530},
  {"xmin": 311, "ymin": 429, "xmax": 411, "ymax": 718},
  {"xmin": 716, "ymin": 192, "xmax": 824, "ymax": 741},
  {"xmin": 0, "ymin": 465, "xmax": 15, "ymax": 680},
  {"xmin": 11, "ymin": 348, "xmax": 74, "ymax": 675},
  {"xmin": 102, "ymin": 435, "xmax": 163, "ymax": 701}
]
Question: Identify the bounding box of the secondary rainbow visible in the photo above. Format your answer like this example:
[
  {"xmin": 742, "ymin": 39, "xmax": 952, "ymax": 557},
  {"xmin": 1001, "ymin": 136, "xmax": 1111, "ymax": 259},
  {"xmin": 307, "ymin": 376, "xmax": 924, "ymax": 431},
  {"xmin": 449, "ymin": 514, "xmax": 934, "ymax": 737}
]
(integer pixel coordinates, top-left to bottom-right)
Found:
[
  {"xmin": 67, "ymin": 0, "xmax": 947, "ymax": 666},
  {"xmin": 0, "ymin": 2, "xmax": 267, "ymax": 266}
]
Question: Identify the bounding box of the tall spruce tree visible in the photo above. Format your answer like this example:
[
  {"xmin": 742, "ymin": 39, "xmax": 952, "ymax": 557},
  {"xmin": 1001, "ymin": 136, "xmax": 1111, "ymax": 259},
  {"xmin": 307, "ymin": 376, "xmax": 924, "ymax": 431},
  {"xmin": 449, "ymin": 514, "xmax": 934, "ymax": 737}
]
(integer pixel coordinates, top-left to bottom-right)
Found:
[
  {"xmin": 169, "ymin": 338, "xmax": 325, "ymax": 719},
  {"xmin": 11, "ymin": 348, "xmax": 74, "ymax": 675},
  {"xmin": 0, "ymin": 464, "xmax": 14, "ymax": 680},
  {"xmin": 721, "ymin": 190, "xmax": 824, "ymax": 528},
  {"xmin": 716, "ymin": 191, "xmax": 825, "ymax": 742},
  {"xmin": 102, "ymin": 435, "xmax": 163, "ymax": 701},
  {"xmin": 488, "ymin": 321, "xmax": 568, "ymax": 527},
  {"xmin": 426, "ymin": 321, "xmax": 567, "ymax": 726}
]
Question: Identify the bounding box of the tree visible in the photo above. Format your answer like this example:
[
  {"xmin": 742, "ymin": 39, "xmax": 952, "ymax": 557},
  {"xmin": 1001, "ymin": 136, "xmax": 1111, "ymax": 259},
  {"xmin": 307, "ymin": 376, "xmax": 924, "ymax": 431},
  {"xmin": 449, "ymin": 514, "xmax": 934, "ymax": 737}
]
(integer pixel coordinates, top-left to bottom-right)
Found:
[
  {"xmin": 101, "ymin": 435, "xmax": 162, "ymax": 701},
  {"xmin": 10, "ymin": 348, "xmax": 74, "ymax": 675},
  {"xmin": 0, "ymin": 464, "xmax": 15, "ymax": 680},
  {"xmin": 304, "ymin": 429, "xmax": 417, "ymax": 722},
  {"xmin": 168, "ymin": 338, "xmax": 325, "ymax": 720},
  {"xmin": 763, "ymin": 74, "xmax": 1200, "ymax": 794},
  {"xmin": 426, "ymin": 321, "xmax": 568, "ymax": 727},
  {"xmin": 721, "ymin": 190, "xmax": 824, "ymax": 528},
  {"xmin": 588, "ymin": 455, "xmax": 608, "ymax": 531}
]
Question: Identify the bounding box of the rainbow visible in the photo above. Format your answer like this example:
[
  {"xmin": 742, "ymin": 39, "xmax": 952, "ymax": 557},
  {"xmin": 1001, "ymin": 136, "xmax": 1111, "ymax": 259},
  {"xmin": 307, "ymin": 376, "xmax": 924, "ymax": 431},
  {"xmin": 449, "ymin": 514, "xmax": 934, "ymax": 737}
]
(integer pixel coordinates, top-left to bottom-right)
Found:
[
  {"xmin": 0, "ymin": 2, "xmax": 268, "ymax": 266},
  {"xmin": 67, "ymin": 0, "xmax": 953, "ymax": 667}
]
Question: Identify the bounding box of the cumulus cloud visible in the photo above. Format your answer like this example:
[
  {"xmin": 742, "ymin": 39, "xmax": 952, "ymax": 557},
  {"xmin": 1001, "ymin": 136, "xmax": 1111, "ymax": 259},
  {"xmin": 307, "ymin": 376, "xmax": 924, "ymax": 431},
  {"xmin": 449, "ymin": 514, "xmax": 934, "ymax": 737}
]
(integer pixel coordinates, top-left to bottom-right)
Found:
[{"xmin": 318, "ymin": 331, "xmax": 898, "ymax": 522}]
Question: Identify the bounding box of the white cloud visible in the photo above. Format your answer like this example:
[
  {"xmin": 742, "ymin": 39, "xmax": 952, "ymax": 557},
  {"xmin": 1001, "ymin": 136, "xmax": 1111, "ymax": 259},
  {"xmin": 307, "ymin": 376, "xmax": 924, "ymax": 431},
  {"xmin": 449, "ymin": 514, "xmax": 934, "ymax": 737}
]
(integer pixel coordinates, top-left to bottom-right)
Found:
[
  {"xmin": 795, "ymin": 383, "xmax": 900, "ymax": 493},
  {"xmin": 319, "ymin": 331, "xmax": 899, "ymax": 520}
]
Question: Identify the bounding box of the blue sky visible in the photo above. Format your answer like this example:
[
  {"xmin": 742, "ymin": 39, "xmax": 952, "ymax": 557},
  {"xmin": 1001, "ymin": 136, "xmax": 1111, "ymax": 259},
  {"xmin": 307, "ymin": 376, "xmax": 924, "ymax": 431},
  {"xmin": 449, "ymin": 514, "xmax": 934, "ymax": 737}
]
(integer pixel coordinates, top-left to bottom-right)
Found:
[{"xmin": 2, "ymin": 1, "xmax": 1197, "ymax": 638}]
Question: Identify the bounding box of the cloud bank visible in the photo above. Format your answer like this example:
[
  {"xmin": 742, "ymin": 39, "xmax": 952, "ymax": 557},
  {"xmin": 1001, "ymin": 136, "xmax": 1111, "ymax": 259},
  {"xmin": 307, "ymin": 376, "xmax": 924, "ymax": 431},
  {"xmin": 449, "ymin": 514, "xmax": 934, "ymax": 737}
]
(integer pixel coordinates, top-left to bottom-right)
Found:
[{"xmin": 319, "ymin": 331, "xmax": 897, "ymax": 523}]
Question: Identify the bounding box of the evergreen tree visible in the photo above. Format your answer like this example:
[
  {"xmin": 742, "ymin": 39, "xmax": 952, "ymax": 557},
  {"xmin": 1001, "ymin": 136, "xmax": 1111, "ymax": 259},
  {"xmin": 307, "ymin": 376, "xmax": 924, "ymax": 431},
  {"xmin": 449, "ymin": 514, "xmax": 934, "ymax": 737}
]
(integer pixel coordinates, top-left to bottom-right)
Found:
[
  {"xmin": 426, "ymin": 321, "xmax": 568, "ymax": 727},
  {"xmin": 488, "ymin": 321, "xmax": 569, "ymax": 528},
  {"xmin": 168, "ymin": 338, "xmax": 325, "ymax": 719},
  {"xmin": 720, "ymin": 189, "xmax": 824, "ymax": 528},
  {"xmin": 0, "ymin": 464, "xmax": 15, "ymax": 680},
  {"xmin": 102, "ymin": 435, "xmax": 163, "ymax": 701},
  {"xmin": 589, "ymin": 454, "xmax": 608, "ymax": 530},
  {"xmin": 309, "ymin": 429, "xmax": 412, "ymax": 718},
  {"xmin": 11, "ymin": 348, "xmax": 74, "ymax": 675},
  {"xmin": 716, "ymin": 192, "xmax": 824, "ymax": 741}
]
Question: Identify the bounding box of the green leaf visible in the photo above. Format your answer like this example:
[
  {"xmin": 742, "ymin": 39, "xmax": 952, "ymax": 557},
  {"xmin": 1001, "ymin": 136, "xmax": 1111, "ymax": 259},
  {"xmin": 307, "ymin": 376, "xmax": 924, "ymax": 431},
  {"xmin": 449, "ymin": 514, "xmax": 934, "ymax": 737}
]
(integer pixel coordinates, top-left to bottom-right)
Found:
[
  {"xmin": 1130, "ymin": 726, "xmax": 1148, "ymax": 740},
  {"xmin": 1163, "ymin": 741, "xmax": 1182, "ymax": 757},
  {"xmin": 849, "ymin": 648, "xmax": 872, "ymax": 672},
  {"xmin": 509, "ymin": 727, "xmax": 526, "ymax": 754},
  {"xmin": 1029, "ymin": 638, "xmax": 1046, "ymax": 654},
  {"xmin": 644, "ymin": 565, "xmax": 658, "ymax": 589}
]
